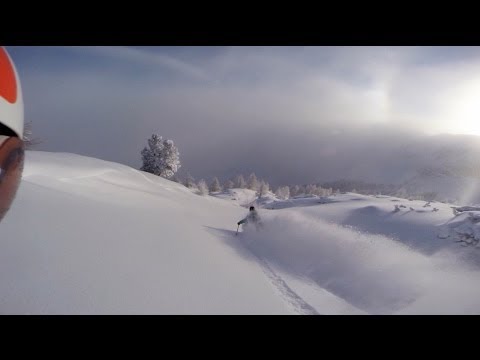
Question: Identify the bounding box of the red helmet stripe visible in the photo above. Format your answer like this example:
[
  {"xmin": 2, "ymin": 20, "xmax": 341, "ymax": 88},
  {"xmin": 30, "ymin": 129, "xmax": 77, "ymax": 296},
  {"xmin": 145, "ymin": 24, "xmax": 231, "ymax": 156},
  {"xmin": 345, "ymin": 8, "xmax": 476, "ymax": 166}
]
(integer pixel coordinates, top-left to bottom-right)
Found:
[{"xmin": 0, "ymin": 47, "xmax": 17, "ymax": 104}]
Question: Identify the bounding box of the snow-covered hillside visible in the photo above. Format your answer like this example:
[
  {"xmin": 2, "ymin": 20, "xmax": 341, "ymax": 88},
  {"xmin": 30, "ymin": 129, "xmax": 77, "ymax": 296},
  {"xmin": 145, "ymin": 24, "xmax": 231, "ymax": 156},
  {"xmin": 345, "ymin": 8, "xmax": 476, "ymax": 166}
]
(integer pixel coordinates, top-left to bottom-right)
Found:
[
  {"xmin": 0, "ymin": 152, "xmax": 289, "ymax": 314},
  {"xmin": 385, "ymin": 135, "xmax": 480, "ymax": 205},
  {"xmin": 2, "ymin": 152, "xmax": 480, "ymax": 314}
]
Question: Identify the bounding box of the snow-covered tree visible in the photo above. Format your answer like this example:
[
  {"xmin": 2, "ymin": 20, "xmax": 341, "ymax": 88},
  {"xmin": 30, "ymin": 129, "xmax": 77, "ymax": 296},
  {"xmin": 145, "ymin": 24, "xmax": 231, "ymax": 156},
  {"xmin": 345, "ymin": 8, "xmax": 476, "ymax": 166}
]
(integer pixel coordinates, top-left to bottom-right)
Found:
[
  {"xmin": 290, "ymin": 185, "xmax": 300, "ymax": 197},
  {"xmin": 315, "ymin": 186, "xmax": 332, "ymax": 197},
  {"xmin": 223, "ymin": 179, "xmax": 234, "ymax": 190},
  {"xmin": 247, "ymin": 173, "xmax": 259, "ymax": 191},
  {"xmin": 259, "ymin": 181, "xmax": 270, "ymax": 197},
  {"xmin": 160, "ymin": 139, "xmax": 181, "ymax": 178},
  {"xmin": 315, "ymin": 186, "xmax": 324, "ymax": 196},
  {"xmin": 197, "ymin": 179, "xmax": 209, "ymax": 195},
  {"xmin": 306, "ymin": 184, "xmax": 317, "ymax": 195},
  {"xmin": 184, "ymin": 173, "xmax": 196, "ymax": 188},
  {"xmin": 275, "ymin": 186, "xmax": 290, "ymax": 199},
  {"xmin": 257, "ymin": 180, "xmax": 263, "ymax": 192},
  {"xmin": 275, "ymin": 187, "xmax": 283, "ymax": 199},
  {"xmin": 140, "ymin": 134, "xmax": 181, "ymax": 179},
  {"xmin": 140, "ymin": 134, "xmax": 162, "ymax": 174},
  {"xmin": 235, "ymin": 175, "xmax": 247, "ymax": 189},
  {"xmin": 209, "ymin": 177, "xmax": 222, "ymax": 193}
]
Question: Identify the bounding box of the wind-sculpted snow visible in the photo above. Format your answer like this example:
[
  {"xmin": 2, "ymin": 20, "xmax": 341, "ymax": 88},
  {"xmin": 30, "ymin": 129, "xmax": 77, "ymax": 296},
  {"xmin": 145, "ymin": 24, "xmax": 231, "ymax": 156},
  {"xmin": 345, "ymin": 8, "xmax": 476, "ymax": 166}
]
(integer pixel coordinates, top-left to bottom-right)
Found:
[{"xmin": 240, "ymin": 211, "xmax": 480, "ymax": 314}]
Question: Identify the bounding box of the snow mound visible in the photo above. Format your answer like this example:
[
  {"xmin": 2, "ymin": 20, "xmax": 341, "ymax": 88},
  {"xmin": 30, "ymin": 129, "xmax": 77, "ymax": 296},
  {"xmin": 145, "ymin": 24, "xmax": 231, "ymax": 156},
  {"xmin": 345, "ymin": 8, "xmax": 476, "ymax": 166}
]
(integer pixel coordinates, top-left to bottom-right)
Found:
[
  {"xmin": 239, "ymin": 211, "xmax": 480, "ymax": 314},
  {"xmin": 438, "ymin": 211, "xmax": 480, "ymax": 247},
  {"xmin": 212, "ymin": 188, "xmax": 258, "ymax": 207}
]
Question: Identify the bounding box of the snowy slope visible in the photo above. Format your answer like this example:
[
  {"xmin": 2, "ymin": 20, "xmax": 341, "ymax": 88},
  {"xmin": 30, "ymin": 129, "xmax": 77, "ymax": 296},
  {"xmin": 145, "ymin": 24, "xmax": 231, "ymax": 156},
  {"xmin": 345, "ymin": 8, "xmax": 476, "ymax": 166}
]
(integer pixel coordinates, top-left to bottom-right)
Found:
[
  {"xmin": 244, "ymin": 193, "xmax": 480, "ymax": 314},
  {"xmin": 0, "ymin": 152, "xmax": 290, "ymax": 314},
  {"xmin": 2, "ymin": 152, "xmax": 480, "ymax": 314},
  {"xmin": 211, "ymin": 188, "xmax": 258, "ymax": 207}
]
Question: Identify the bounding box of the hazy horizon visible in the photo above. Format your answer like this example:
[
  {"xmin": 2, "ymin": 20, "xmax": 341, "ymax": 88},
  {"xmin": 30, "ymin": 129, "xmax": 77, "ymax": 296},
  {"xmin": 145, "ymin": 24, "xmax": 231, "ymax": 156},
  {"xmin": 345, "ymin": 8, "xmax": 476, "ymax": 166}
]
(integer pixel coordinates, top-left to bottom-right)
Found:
[{"xmin": 10, "ymin": 46, "xmax": 480, "ymax": 185}]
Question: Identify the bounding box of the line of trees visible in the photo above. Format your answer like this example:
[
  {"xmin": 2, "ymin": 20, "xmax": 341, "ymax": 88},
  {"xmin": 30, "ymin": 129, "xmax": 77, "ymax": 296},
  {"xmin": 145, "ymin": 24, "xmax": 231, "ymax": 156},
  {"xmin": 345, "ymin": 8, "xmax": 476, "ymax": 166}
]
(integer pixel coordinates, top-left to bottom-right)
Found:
[
  {"xmin": 180, "ymin": 172, "xmax": 338, "ymax": 199},
  {"xmin": 139, "ymin": 134, "xmax": 335, "ymax": 199},
  {"xmin": 139, "ymin": 134, "xmax": 442, "ymax": 202},
  {"xmin": 182, "ymin": 172, "xmax": 271, "ymax": 197}
]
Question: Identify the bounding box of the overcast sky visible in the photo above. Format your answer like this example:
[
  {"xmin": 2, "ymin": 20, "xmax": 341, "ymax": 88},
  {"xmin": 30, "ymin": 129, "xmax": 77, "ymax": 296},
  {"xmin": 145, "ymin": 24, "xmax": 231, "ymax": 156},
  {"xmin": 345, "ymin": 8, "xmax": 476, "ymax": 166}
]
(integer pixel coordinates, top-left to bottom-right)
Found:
[{"xmin": 8, "ymin": 46, "xmax": 480, "ymax": 185}]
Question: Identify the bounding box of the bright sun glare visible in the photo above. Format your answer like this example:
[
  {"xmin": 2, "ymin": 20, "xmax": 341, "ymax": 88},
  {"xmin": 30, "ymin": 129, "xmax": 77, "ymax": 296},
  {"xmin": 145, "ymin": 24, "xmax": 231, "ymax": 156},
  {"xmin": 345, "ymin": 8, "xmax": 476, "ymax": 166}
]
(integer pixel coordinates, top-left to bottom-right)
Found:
[{"xmin": 444, "ymin": 80, "xmax": 480, "ymax": 136}]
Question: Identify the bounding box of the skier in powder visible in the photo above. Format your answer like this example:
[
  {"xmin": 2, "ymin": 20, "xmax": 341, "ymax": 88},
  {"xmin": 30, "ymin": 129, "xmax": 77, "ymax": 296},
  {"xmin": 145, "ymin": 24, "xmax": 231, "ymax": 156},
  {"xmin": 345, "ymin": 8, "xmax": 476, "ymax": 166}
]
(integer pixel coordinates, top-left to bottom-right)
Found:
[
  {"xmin": 237, "ymin": 206, "xmax": 262, "ymax": 231},
  {"xmin": 0, "ymin": 47, "xmax": 25, "ymax": 223}
]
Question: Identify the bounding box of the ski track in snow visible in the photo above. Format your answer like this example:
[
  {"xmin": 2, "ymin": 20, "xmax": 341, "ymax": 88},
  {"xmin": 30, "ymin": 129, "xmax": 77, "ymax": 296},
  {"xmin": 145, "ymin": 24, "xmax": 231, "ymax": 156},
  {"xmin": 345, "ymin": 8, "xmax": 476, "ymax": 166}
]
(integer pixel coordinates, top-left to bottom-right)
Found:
[{"xmin": 242, "ymin": 240, "xmax": 320, "ymax": 315}]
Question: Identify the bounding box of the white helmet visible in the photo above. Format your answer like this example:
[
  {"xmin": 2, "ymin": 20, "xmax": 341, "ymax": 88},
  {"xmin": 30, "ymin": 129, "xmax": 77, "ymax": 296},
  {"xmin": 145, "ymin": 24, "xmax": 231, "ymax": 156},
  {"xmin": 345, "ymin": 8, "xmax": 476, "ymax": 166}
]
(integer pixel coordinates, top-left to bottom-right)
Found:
[
  {"xmin": 0, "ymin": 46, "xmax": 23, "ymax": 139},
  {"xmin": 0, "ymin": 47, "xmax": 25, "ymax": 222}
]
